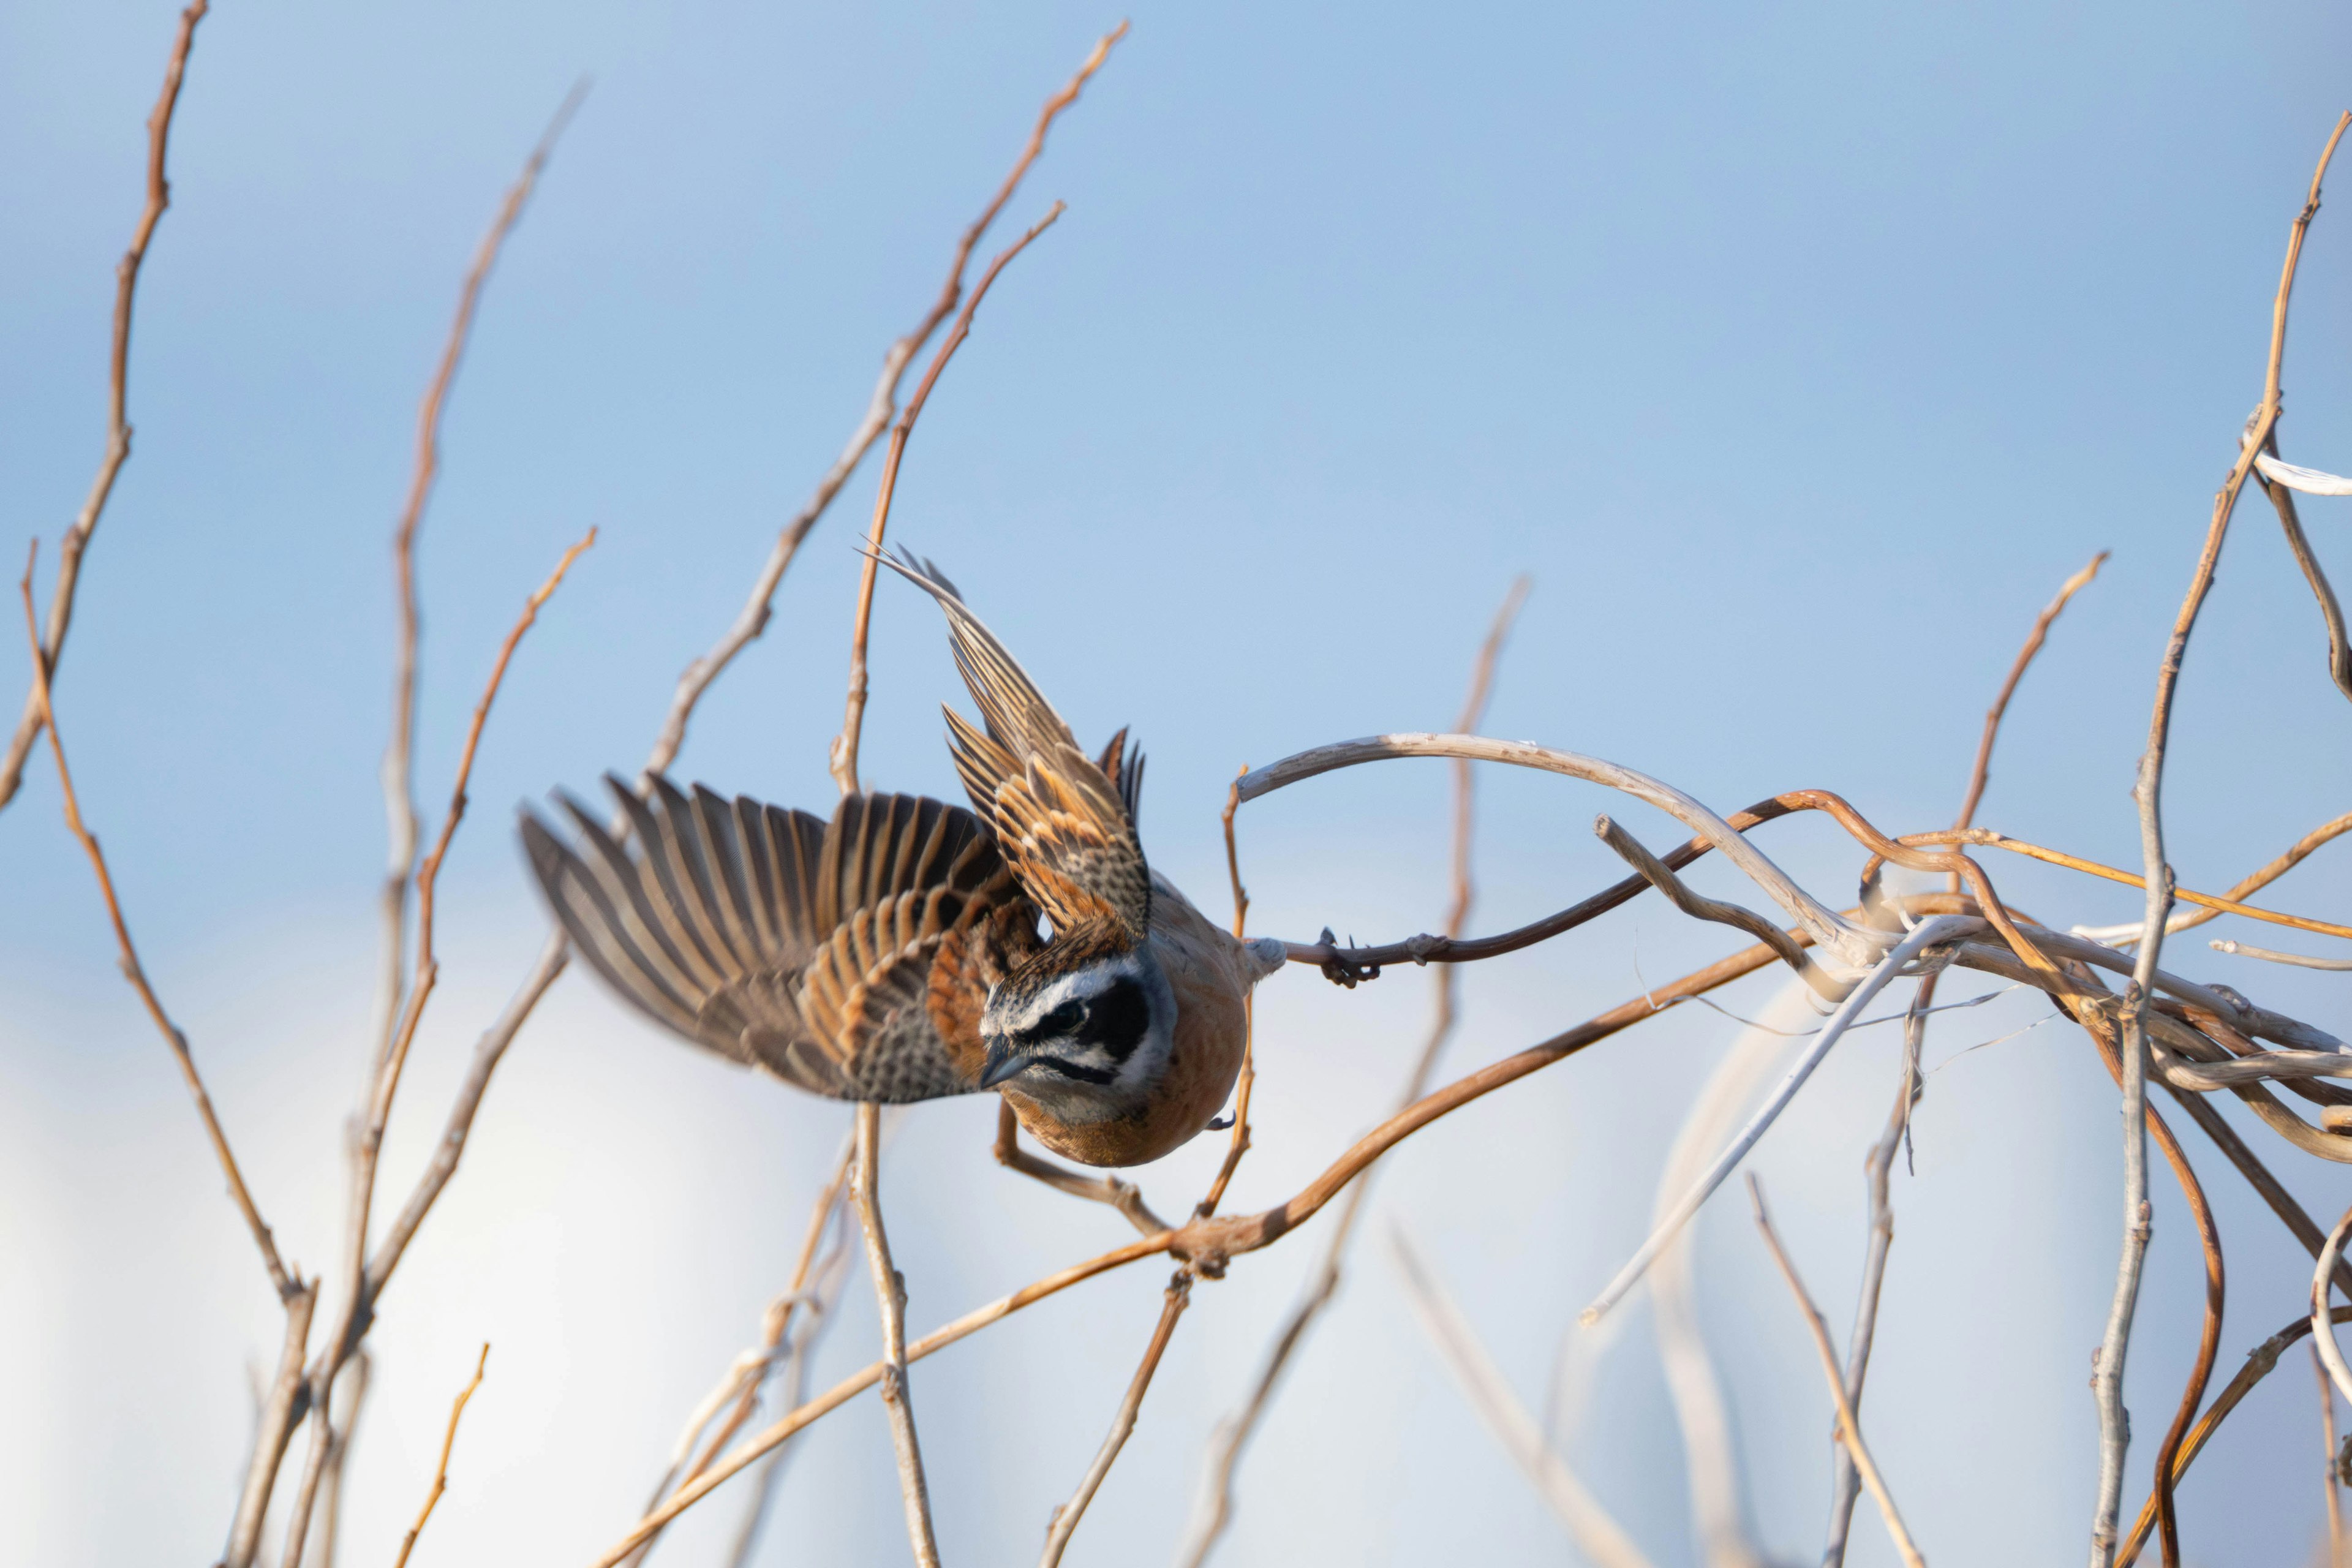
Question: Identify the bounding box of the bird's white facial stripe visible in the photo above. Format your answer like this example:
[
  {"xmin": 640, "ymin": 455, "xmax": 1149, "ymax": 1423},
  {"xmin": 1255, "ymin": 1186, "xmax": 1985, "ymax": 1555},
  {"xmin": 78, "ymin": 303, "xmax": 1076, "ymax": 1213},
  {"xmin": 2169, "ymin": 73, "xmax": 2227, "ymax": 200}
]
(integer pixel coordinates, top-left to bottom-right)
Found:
[{"xmin": 985, "ymin": 951, "xmax": 1176, "ymax": 1107}]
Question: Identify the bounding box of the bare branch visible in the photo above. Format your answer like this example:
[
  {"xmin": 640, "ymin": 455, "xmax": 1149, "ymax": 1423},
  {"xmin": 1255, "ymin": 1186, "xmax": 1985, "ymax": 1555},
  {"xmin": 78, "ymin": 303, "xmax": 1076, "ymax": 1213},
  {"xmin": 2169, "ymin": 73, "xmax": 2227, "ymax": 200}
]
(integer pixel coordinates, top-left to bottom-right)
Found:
[
  {"xmin": 1594, "ymin": 813, "xmax": 1841, "ymax": 998},
  {"xmin": 1953, "ymin": 550, "xmax": 2107, "ymax": 831},
  {"xmin": 2211, "ymin": 938, "xmax": 2352, "ymax": 971},
  {"xmin": 1175, "ymin": 578, "xmax": 1527, "ymax": 1566},
  {"xmin": 1582, "ymin": 916, "xmax": 1981, "ymax": 1325},
  {"xmin": 364, "ymin": 80, "xmax": 586, "ymax": 1124},
  {"xmin": 2119, "ymin": 1308, "xmax": 2352, "ymax": 1561},
  {"xmin": 1390, "ymin": 1228, "xmax": 1653, "ymax": 1568},
  {"xmin": 2097, "ymin": 112, "xmax": 2352, "ymax": 1564},
  {"xmin": 391, "ymin": 1344, "xmax": 490, "ymax": 1568},
  {"xmin": 222, "ymin": 1282, "xmax": 317, "ymax": 1568},
  {"xmin": 0, "ymin": 0, "xmax": 209, "ymax": 813},
  {"xmin": 17, "ymin": 545, "xmax": 293, "ymax": 1300},
  {"xmin": 1747, "ymin": 1177, "xmax": 1925, "ymax": 1568},
  {"xmin": 594, "ymin": 935, "xmax": 1801, "ymax": 1564},
  {"xmin": 851, "ymin": 1102, "xmax": 941, "ymax": 1567},
  {"xmin": 1040, "ymin": 1272, "xmax": 1194, "ymax": 1567},
  {"xmin": 829, "ymin": 201, "xmax": 1064, "ymax": 795}
]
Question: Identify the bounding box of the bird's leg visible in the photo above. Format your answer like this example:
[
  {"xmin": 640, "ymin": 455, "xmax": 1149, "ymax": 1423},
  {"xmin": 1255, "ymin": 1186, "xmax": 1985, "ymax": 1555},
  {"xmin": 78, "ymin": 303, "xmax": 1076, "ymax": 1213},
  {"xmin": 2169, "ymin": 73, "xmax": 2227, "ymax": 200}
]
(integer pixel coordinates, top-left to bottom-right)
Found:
[{"xmin": 993, "ymin": 1101, "xmax": 1168, "ymax": 1237}]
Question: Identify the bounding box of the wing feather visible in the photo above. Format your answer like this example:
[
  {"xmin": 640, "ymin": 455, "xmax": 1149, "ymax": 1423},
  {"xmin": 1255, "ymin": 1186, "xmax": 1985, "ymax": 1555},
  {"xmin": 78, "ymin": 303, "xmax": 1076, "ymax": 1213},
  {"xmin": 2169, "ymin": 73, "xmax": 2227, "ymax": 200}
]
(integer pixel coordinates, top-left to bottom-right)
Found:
[
  {"xmin": 878, "ymin": 549, "xmax": 1152, "ymax": 943},
  {"xmin": 521, "ymin": 776, "xmax": 1015, "ymax": 1101}
]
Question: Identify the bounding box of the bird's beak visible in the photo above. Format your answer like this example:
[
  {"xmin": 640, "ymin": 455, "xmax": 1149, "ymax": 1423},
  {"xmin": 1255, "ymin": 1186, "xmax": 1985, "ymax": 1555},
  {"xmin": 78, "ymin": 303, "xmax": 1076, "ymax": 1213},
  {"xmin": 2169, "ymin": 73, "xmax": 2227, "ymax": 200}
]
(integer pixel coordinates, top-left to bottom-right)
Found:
[{"xmin": 979, "ymin": 1039, "xmax": 1027, "ymax": 1090}]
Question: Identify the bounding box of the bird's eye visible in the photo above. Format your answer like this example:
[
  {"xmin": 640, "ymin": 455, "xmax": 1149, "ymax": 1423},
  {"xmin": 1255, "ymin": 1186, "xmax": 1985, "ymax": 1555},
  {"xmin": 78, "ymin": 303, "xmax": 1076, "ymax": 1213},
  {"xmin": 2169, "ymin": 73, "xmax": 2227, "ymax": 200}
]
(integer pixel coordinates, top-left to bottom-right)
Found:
[{"xmin": 1039, "ymin": 998, "xmax": 1085, "ymax": 1037}]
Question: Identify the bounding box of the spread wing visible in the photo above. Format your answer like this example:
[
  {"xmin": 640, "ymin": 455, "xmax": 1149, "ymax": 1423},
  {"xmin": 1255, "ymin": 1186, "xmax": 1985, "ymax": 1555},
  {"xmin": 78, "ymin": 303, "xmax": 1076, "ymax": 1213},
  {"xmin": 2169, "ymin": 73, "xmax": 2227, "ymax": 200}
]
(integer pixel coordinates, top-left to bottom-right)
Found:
[
  {"xmin": 519, "ymin": 774, "xmax": 1016, "ymax": 1102},
  {"xmin": 876, "ymin": 549, "xmax": 1152, "ymax": 945}
]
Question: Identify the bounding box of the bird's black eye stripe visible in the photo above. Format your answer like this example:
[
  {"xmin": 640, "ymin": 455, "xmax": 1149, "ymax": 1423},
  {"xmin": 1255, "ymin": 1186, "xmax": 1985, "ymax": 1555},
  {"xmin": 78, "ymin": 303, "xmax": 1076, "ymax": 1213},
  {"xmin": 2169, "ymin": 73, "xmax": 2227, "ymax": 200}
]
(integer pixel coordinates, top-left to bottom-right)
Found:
[
  {"xmin": 1074, "ymin": 977, "xmax": 1150, "ymax": 1062},
  {"xmin": 1012, "ymin": 998, "xmax": 1086, "ymax": 1049},
  {"xmin": 1034, "ymin": 1057, "xmax": 1116, "ymax": 1084}
]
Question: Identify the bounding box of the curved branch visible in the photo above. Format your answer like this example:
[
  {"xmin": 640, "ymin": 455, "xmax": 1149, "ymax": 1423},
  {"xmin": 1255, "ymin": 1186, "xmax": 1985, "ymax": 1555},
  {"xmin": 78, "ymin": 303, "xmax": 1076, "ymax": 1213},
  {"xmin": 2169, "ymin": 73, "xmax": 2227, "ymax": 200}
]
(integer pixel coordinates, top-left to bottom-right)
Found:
[{"xmin": 1239, "ymin": 735, "xmax": 1875, "ymax": 968}]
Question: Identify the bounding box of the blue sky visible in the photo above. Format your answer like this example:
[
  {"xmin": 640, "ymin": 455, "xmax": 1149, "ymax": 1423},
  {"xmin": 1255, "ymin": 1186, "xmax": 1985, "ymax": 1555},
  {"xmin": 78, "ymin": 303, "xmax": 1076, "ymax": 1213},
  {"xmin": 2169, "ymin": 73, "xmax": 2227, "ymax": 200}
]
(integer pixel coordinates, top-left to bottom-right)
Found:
[{"xmin": 6, "ymin": 2, "xmax": 2352, "ymax": 1564}]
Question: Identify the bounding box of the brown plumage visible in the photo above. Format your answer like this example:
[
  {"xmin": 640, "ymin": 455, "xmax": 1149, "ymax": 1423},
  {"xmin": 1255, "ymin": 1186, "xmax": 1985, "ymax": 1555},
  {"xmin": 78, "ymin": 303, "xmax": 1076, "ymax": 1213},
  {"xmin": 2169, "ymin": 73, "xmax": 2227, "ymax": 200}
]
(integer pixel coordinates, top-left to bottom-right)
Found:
[{"xmin": 518, "ymin": 556, "xmax": 1284, "ymax": 1167}]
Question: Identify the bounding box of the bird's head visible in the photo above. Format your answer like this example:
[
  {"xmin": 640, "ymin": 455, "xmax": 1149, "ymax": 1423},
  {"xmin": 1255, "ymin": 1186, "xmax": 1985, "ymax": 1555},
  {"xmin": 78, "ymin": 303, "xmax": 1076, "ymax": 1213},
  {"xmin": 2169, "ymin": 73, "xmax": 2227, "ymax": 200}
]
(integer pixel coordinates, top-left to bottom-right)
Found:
[{"xmin": 978, "ymin": 938, "xmax": 1176, "ymax": 1121}]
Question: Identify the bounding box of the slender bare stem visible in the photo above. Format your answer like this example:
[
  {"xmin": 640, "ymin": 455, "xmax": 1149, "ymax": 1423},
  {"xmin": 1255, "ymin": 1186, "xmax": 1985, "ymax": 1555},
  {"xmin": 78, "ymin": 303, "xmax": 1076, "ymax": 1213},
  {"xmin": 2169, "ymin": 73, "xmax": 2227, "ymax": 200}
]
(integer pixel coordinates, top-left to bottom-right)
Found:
[
  {"xmin": 2321, "ymin": 1344, "xmax": 2347, "ymax": 1565},
  {"xmin": 593, "ymin": 933, "xmax": 1803, "ymax": 1564},
  {"xmin": 1390, "ymin": 1228, "xmax": 1653, "ymax": 1568},
  {"xmin": 1748, "ymin": 1177, "xmax": 1925, "ymax": 1568},
  {"xmin": 851, "ymin": 1102, "xmax": 941, "ymax": 1567},
  {"xmin": 353, "ymin": 38, "xmax": 1131, "ymax": 1390},
  {"xmin": 1953, "ymin": 551, "xmax": 2107, "ymax": 831},
  {"xmin": 18, "ymin": 548, "xmax": 293, "ymax": 1301},
  {"xmin": 1040, "ymin": 1272, "xmax": 1195, "ymax": 1567},
  {"xmin": 222, "ymin": 1281, "xmax": 317, "ymax": 1568},
  {"xmin": 309, "ymin": 1351, "xmax": 372, "ymax": 1568},
  {"xmin": 1193, "ymin": 774, "xmax": 1257, "ymax": 1219},
  {"xmin": 1174, "ymin": 579, "xmax": 1526, "ymax": 1567},
  {"xmin": 2119, "ymin": 1307, "xmax": 2352, "ymax": 1560},
  {"xmin": 2095, "ymin": 110, "xmax": 2351, "ymax": 1568},
  {"xmin": 829, "ymin": 202, "xmax": 1063, "ymax": 795},
  {"xmin": 391, "ymin": 1344, "xmax": 490, "ymax": 1568},
  {"xmin": 1822, "ymin": 974, "xmax": 1931, "ymax": 1567},
  {"xmin": 0, "ymin": 0, "xmax": 208, "ymax": 813},
  {"xmin": 365, "ymin": 80, "xmax": 584, "ymax": 1121}
]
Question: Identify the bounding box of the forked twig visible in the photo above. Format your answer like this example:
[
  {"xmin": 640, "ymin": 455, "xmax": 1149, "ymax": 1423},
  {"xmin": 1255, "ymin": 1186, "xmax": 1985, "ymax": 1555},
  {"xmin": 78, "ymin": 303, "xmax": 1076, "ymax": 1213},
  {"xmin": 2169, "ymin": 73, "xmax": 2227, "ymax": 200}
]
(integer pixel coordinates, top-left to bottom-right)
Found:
[
  {"xmin": 0, "ymin": 0, "xmax": 208, "ymax": 815},
  {"xmin": 1039, "ymin": 1272, "xmax": 1195, "ymax": 1567},
  {"xmin": 1747, "ymin": 1177, "xmax": 1924, "ymax": 1568},
  {"xmin": 391, "ymin": 1344, "xmax": 490, "ymax": 1568}
]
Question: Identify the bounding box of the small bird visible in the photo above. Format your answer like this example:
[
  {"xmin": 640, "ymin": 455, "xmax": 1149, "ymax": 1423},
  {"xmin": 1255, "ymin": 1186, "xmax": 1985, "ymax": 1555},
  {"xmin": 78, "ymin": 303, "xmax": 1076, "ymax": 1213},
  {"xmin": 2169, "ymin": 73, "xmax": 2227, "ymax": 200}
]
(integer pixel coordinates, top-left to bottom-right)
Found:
[{"xmin": 519, "ymin": 552, "xmax": 1286, "ymax": 1167}]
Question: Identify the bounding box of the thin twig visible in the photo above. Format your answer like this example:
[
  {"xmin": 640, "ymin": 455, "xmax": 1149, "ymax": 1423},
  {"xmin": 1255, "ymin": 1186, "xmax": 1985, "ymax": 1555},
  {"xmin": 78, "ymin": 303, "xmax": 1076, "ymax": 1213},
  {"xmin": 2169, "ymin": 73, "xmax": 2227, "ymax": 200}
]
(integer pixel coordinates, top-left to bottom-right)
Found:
[
  {"xmin": 1040, "ymin": 1271, "xmax": 1195, "ymax": 1567},
  {"xmin": 365, "ymin": 79, "xmax": 584, "ymax": 1137},
  {"xmin": 2119, "ymin": 1308, "xmax": 2352, "ymax": 1561},
  {"xmin": 222, "ymin": 1281, "xmax": 318, "ymax": 1568},
  {"xmin": 2211, "ymin": 938, "xmax": 2352, "ymax": 971},
  {"xmin": 2075, "ymin": 809, "xmax": 2352, "ymax": 944},
  {"xmin": 626, "ymin": 1131, "xmax": 858, "ymax": 1568},
  {"xmin": 309, "ymin": 1352, "xmax": 372, "ymax": 1568},
  {"xmin": 1174, "ymin": 579, "xmax": 1526, "ymax": 1568},
  {"xmin": 391, "ymin": 1344, "xmax": 490, "ymax": 1568},
  {"xmin": 17, "ymin": 545, "xmax": 292, "ymax": 1300},
  {"xmin": 0, "ymin": 0, "xmax": 208, "ymax": 814},
  {"xmin": 2320, "ymin": 1343, "xmax": 2346, "ymax": 1565},
  {"xmin": 829, "ymin": 201, "xmax": 1064, "ymax": 795},
  {"xmin": 851, "ymin": 1101, "xmax": 940, "ymax": 1568},
  {"xmin": 1823, "ymin": 973, "xmax": 1932, "ymax": 1568},
  {"xmin": 1193, "ymin": 772, "xmax": 1257, "ymax": 1219},
  {"xmin": 1905, "ymin": 827, "xmax": 2352, "ymax": 944},
  {"xmin": 1583, "ymin": 916, "xmax": 1980, "ymax": 1325},
  {"xmin": 286, "ymin": 524, "xmax": 591, "ymax": 1568},
  {"xmin": 2315, "ymin": 1202, "xmax": 2352, "ymax": 1408},
  {"xmin": 1389, "ymin": 1227, "xmax": 1653, "ymax": 1568},
  {"xmin": 1953, "ymin": 550, "xmax": 2108, "ymax": 831},
  {"xmin": 2096, "ymin": 111, "xmax": 2350, "ymax": 1567},
  {"xmin": 1834, "ymin": 556, "xmax": 2104, "ymax": 1562},
  {"xmin": 592, "ymin": 934, "xmax": 1807, "ymax": 1564},
  {"xmin": 1747, "ymin": 1177, "xmax": 1926, "ymax": 1568}
]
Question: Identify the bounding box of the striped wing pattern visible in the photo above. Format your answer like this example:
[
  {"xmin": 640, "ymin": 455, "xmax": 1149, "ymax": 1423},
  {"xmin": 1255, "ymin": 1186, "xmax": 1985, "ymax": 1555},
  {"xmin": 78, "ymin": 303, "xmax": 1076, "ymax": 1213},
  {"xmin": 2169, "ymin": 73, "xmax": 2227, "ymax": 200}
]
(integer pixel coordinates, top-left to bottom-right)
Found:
[
  {"xmin": 520, "ymin": 774, "xmax": 1012, "ymax": 1101},
  {"xmin": 878, "ymin": 550, "xmax": 1153, "ymax": 944}
]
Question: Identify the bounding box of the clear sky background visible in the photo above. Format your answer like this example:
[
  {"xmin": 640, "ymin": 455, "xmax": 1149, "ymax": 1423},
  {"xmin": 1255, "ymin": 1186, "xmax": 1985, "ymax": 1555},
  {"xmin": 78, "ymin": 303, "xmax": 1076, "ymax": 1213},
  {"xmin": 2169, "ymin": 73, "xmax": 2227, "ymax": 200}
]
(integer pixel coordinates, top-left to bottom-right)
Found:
[{"xmin": 6, "ymin": 2, "xmax": 2352, "ymax": 1564}]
